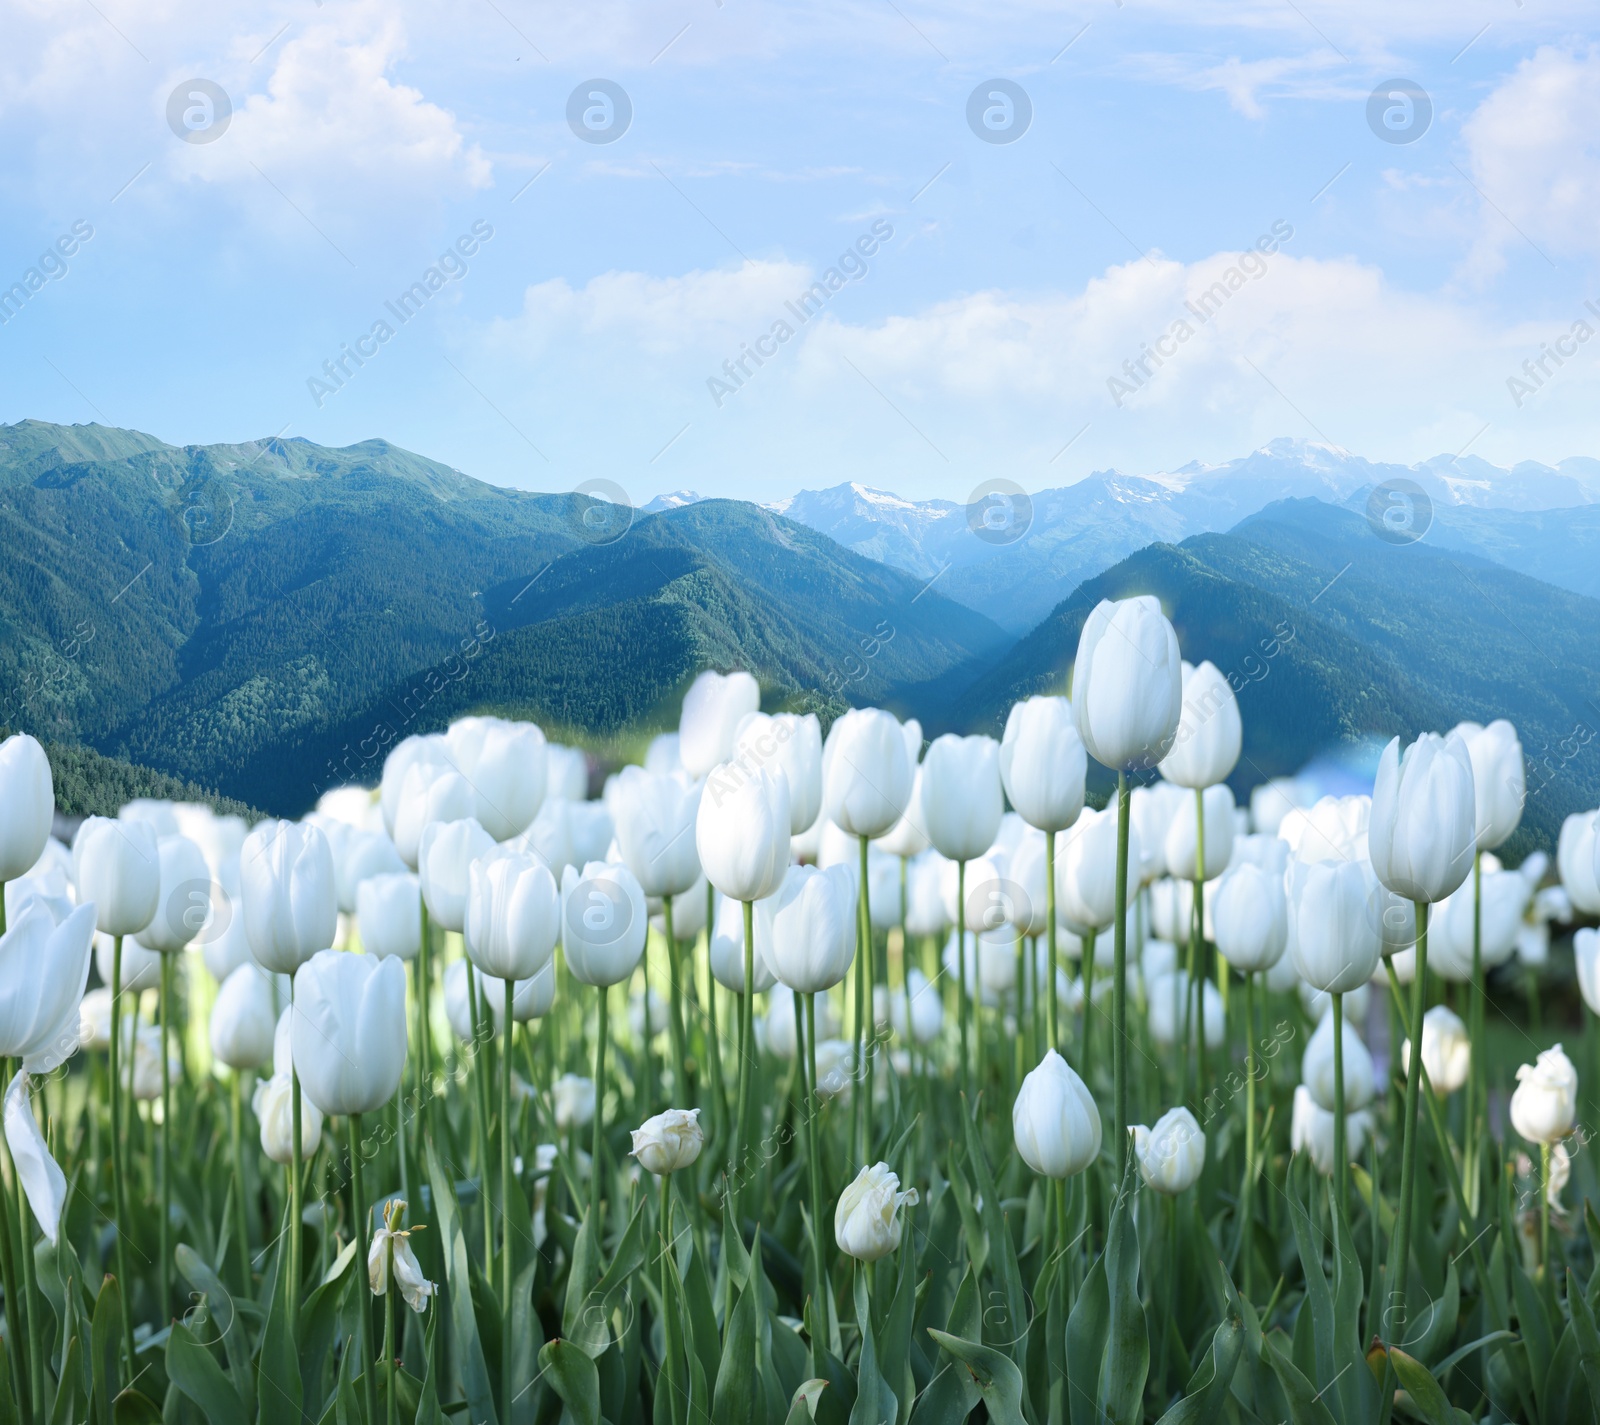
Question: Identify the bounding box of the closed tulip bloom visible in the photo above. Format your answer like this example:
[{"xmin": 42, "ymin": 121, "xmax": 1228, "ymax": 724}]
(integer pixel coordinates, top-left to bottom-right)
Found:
[
  {"xmin": 130, "ymin": 1025, "xmax": 176, "ymax": 1100},
  {"xmin": 254, "ymin": 1071, "xmax": 324, "ymax": 1164},
  {"xmin": 1148, "ymin": 971, "xmax": 1224, "ymax": 1049},
  {"xmin": 1287, "ymin": 858, "xmax": 1382, "ymax": 994},
  {"xmin": 1557, "ymin": 811, "xmax": 1600, "ymax": 914},
  {"xmin": 813, "ymin": 1040, "xmax": 856, "ymax": 1097},
  {"xmin": 998, "ymin": 696, "xmax": 1087, "ymax": 833},
  {"xmin": 1132, "ymin": 1107, "xmax": 1206, "ymax": 1194},
  {"xmin": 867, "ymin": 850, "xmax": 903, "ymax": 932},
  {"xmin": 1301, "ymin": 1012, "xmax": 1375, "ymax": 1113},
  {"xmin": 357, "ymin": 873, "xmax": 422, "ymax": 961},
  {"xmin": 1164, "ymin": 784, "xmax": 1237, "ymax": 882},
  {"xmin": 336, "ymin": 831, "xmax": 407, "ymax": 915},
  {"xmin": 465, "ymin": 849, "xmax": 559, "ymax": 982},
  {"xmin": 78, "ymin": 988, "xmax": 121, "ymax": 1052},
  {"xmin": 1004, "ymin": 830, "xmax": 1052, "ymax": 938},
  {"xmin": 875, "ymin": 767, "xmax": 931, "ymax": 859},
  {"xmin": 514, "ymin": 799, "xmax": 573, "ymax": 876},
  {"xmin": 835, "ymin": 1162, "xmax": 919, "ymax": 1261},
  {"xmin": 1148, "ymin": 877, "xmax": 1193, "ymax": 943},
  {"xmin": 1401, "ymin": 1004, "xmax": 1471, "ymax": 1096},
  {"xmin": 734, "ymin": 712, "xmax": 823, "ymax": 834},
  {"xmin": 679, "ymin": 670, "xmax": 761, "ymax": 779},
  {"xmin": 1279, "ymin": 795, "xmax": 1371, "ymax": 865},
  {"xmin": 1014, "ymin": 1050, "xmax": 1101, "ymax": 1178},
  {"xmin": 1454, "ymin": 719, "xmax": 1525, "ymax": 852},
  {"xmin": 1577, "ymin": 929, "xmax": 1600, "ymax": 1015},
  {"xmin": 445, "ymin": 959, "xmax": 554, "ymax": 1038},
  {"xmin": 1071, "ymin": 596, "xmax": 1183, "ymax": 772},
  {"xmin": 560, "ymin": 862, "xmax": 647, "ymax": 987},
  {"xmin": 696, "ymin": 761, "xmax": 790, "ymax": 903},
  {"xmin": 821, "ymin": 709, "xmax": 915, "ymax": 840},
  {"xmin": 380, "ymin": 736, "xmax": 447, "ymax": 837},
  {"xmin": 1058, "ymin": 806, "xmax": 1138, "ymax": 930},
  {"xmin": 543, "ymin": 745, "xmax": 588, "ymax": 802},
  {"xmin": 653, "ymin": 872, "xmax": 710, "ymax": 941},
  {"xmin": 1131, "ymin": 783, "xmax": 1187, "ymax": 885},
  {"xmin": 1292, "ymin": 1085, "xmax": 1373, "ymax": 1177},
  {"xmin": 611, "ymin": 768, "xmax": 703, "ymax": 897},
  {"xmin": 759, "ymin": 863, "xmax": 857, "ymax": 994},
  {"xmin": 1211, "ymin": 862, "xmax": 1288, "ymax": 972},
  {"xmin": 0, "ymin": 734, "xmax": 54, "ymax": 882},
  {"xmin": 890, "ymin": 968, "xmax": 944, "ymax": 1045},
  {"xmin": 417, "ymin": 817, "xmax": 495, "ymax": 934},
  {"xmin": 1431, "ymin": 869, "xmax": 1529, "ymax": 980},
  {"xmin": 645, "ymin": 733, "xmax": 682, "ymax": 775},
  {"xmin": 553, "ymin": 1072, "xmax": 597, "ymax": 1128},
  {"xmin": 291, "ymin": 950, "xmax": 407, "ymax": 1116},
  {"xmin": 904, "ymin": 851, "xmax": 949, "ymax": 938},
  {"xmin": 569, "ymin": 803, "xmax": 614, "ymax": 867},
  {"xmin": 448, "ymin": 717, "xmax": 548, "ymax": 841},
  {"xmin": 708, "ymin": 893, "xmax": 776, "ymax": 993},
  {"xmin": 240, "ymin": 821, "xmax": 337, "ymax": 975},
  {"xmin": 209, "ymin": 965, "xmax": 278, "ymax": 1070},
  {"xmin": 1158, "ymin": 661, "xmax": 1242, "ymax": 789},
  {"xmin": 922, "ymin": 734, "xmax": 1004, "ymax": 863},
  {"xmin": 1369, "ymin": 733, "xmax": 1477, "ymax": 903},
  {"xmin": 73, "ymin": 817, "xmax": 160, "ymax": 937},
  {"xmin": 1510, "ymin": 1045, "xmax": 1578, "ymax": 1144},
  {"xmin": 765, "ymin": 984, "xmax": 840, "ymax": 1057},
  {"xmin": 631, "ymin": 1107, "xmax": 704, "ymax": 1174},
  {"xmin": 392, "ymin": 763, "xmax": 475, "ymax": 871},
  {"xmin": 134, "ymin": 835, "xmax": 213, "ymax": 954},
  {"xmin": 0, "ymin": 901, "xmax": 96, "ymax": 1072}
]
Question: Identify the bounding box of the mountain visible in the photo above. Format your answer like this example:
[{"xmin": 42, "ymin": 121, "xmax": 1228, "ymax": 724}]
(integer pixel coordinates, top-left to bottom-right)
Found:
[
  {"xmin": 1, "ymin": 421, "xmax": 1007, "ymax": 814},
  {"xmin": 936, "ymin": 497, "xmax": 1600, "ymax": 853},
  {"xmin": 772, "ymin": 441, "xmax": 1600, "ymax": 634}
]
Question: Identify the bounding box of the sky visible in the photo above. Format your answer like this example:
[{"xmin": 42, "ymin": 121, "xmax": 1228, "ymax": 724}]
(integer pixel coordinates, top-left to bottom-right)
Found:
[{"xmin": 2, "ymin": 0, "xmax": 1599, "ymax": 507}]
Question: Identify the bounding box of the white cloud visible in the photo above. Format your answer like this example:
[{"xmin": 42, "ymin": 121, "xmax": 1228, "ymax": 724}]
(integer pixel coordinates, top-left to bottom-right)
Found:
[{"xmin": 1460, "ymin": 44, "xmax": 1600, "ymax": 274}]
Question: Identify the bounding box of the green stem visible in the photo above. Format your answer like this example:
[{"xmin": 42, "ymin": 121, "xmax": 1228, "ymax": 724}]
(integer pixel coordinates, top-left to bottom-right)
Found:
[
  {"xmin": 804, "ymin": 993, "xmax": 828, "ymax": 1374},
  {"xmin": 664, "ymin": 897, "xmax": 690, "ymax": 1108},
  {"xmin": 1081, "ymin": 928, "xmax": 1096, "ymax": 1076},
  {"xmin": 1332, "ymin": 992, "xmax": 1348, "ymax": 1215},
  {"xmin": 289, "ymin": 977, "xmax": 303, "ymax": 1345},
  {"xmin": 502, "ymin": 977, "xmax": 515, "ymax": 1422},
  {"xmin": 110, "ymin": 933, "xmax": 136, "ymax": 1374},
  {"xmin": 1466, "ymin": 853, "xmax": 1481, "ymax": 1186},
  {"xmin": 1540, "ymin": 1142, "xmax": 1552, "ymax": 1278},
  {"xmin": 590, "ymin": 985, "xmax": 609, "ymax": 1234},
  {"xmin": 160, "ymin": 951, "xmax": 172, "ymax": 1325},
  {"xmin": 385, "ymin": 1231, "xmax": 398, "ymax": 1425},
  {"xmin": 8, "ymin": 1077, "xmax": 42, "ymax": 1423},
  {"xmin": 418, "ymin": 901, "xmax": 434, "ymax": 1136},
  {"xmin": 733, "ymin": 901, "xmax": 755, "ymax": 1227},
  {"xmin": 1242, "ymin": 970, "xmax": 1257, "ymax": 1300},
  {"xmin": 1046, "ymin": 831, "xmax": 1059, "ymax": 1054},
  {"xmin": 232, "ymin": 1071, "xmax": 251, "ymax": 1297},
  {"xmin": 956, "ymin": 860, "xmax": 969, "ymax": 1097},
  {"xmin": 349, "ymin": 1113, "xmax": 375, "ymax": 1425},
  {"xmin": 469, "ymin": 956, "xmax": 495, "ymax": 1272},
  {"xmin": 1114, "ymin": 771, "xmax": 1130, "ymax": 1175},
  {"xmin": 659, "ymin": 1173, "xmax": 682, "ymax": 1425}
]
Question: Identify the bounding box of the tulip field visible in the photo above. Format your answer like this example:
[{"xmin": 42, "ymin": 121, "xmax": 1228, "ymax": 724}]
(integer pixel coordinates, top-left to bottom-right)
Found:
[{"xmin": 4, "ymin": 591, "xmax": 1600, "ymax": 1425}]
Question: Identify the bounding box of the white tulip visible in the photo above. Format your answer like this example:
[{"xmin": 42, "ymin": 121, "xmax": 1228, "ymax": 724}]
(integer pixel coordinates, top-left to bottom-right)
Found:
[
  {"xmin": 1291, "ymin": 1084, "xmax": 1372, "ymax": 1176},
  {"xmin": 73, "ymin": 817, "xmax": 160, "ymax": 937},
  {"xmin": 291, "ymin": 950, "xmax": 408, "ymax": 1116},
  {"xmin": 1132, "ymin": 1107, "xmax": 1206, "ymax": 1194},
  {"xmin": 1164, "ymin": 785, "xmax": 1237, "ymax": 882},
  {"xmin": 545, "ymin": 745, "xmax": 590, "ymax": 802},
  {"xmin": 734, "ymin": 712, "xmax": 822, "ymax": 834},
  {"xmin": 922, "ymin": 734, "xmax": 1004, "ymax": 863},
  {"xmin": 645, "ymin": 733, "xmax": 682, "ymax": 775},
  {"xmin": 96, "ymin": 929, "xmax": 162, "ymax": 996},
  {"xmin": 1250, "ymin": 777, "xmax": 1314, "ymax": 836},
  {"xmin": 1148, "ymin": 971, "xmax": 1223, "ymax": 1048},
  {"xmin": 392, "ymin": 764, "xmax": 474, "ymax": 871},
  {"xmin": 611, "ymin": 768, "xmax": 703, "ymax": 898},
  {"xmin": 1298, "ymin": 980, "xmax": 1369, "ymax": 1025},
  {"xmin": 759, "ymin": 863, "xmax": 857, "ymax": 994},
  {"xmin": 696, "ymin": 761, "xmax": 790, "ymax": 903},
  {"xmin": 822, "ymin": 709, "xmax": 914, "ymax": 840},
  {"xmin": 875, "ymin": 767, "xmax": 931, "ymax": 860},
  {"xmin": 679, "ymin": 670, "xmax": 761, "ymax": 779},
  {"xmin": 889, "ymin": 968, "xmax": 943, "ymax": 1045},
  {"xmin": 1510, "ymin": 1045, "xmax": 1578, "ymax": 1145},
  {"xmin": 133, "ymin": 835, "xmax": 213, "ymax": 954},
  {"xmin": 0, "ymin": 734, "xmax": 54, "ymax": 882},
  {"xmin": 708, "ymin": 893, "xmax": 776, "ymax": 993},
  {"xmin": 1287, "ymin": 858, "xmax": 1382, "ymax": 994},
  {"xmin": 239, "ymin": 821, "xmax": 337, "ymax": 975},
  {"xmin": 357, "ymin": 873, "xmax": 422, "ymax": 961},
  {"xmin": 1453, "ymin": 719, "xmax": 1524, "ymax": 852},
  {"xmin": 1057, "ymin": 806, "xmax": 1136, "ymax": 930},
  {"xmin": 903, "ymin": 851, "xmax": 948, "ymax": 939},
  {"xmin": 336, "ymin": 830, "xmax": 407, "ymax": 915},
  {"xmin": 210, "ymin": 964, "xmax": 278, "ymax": 1070},
  {"xmin": 1430, "ymin": 869, "xmax": 1529, "ymax": 980},
  {"xmin": 630, "ymin": 1108, "xmax": 704, "ymax": 1175},
  {"xmin": 447, "ymin": 716, "xmax": 548, "ymax": 841},
  {"xmin": 1369, "ymin": 733, "xmax": 1477, "ymax": 903},
  {"xmin": 465, "ymin": 849, "xmax": 559, "ymax": 982},
  {"xmin": 1301, "ymin": 1012, "xmax": 1375, "ymax": 1113},
  {"xmin": 560, "ymin": 862, "xmax": 647, "ymax": 987},
  {"xmin": 1400, "ymin": 1004, "xmax": 1470, "ymax": 1096},
  {"xmin": 1130, "ymin": 783, "xmax": 1187, "ymax": 885},
  {"xmin": 553, "ymin": 1072, "xmax": 597, "ymax": 1128},
  {"xmin": 368, "ymin": 1211, "xmax": 436, "ymax": 1312},
  {"xmin": 1158, "ymin": 661, "xmax": 1242, "ymax": 789},
  {"xmin": 1070, "ymin": 596, "xmax": 1183, "ymax": 772},
  {"xmin": 417, "ymin": 818, "xmax": 495, "ymax": 933},
  {"xmin": 834, "ymin": 1162, "xmax": 918, "ymax": 1261},
  {"xmin": 567, "ymin": 802, "xmax": 615, "ymax": 868},
  {"xmin": 1557, "ymin": 810, "xmax": 1600, "ymax": 914},
  {"xmin": 867, "ymin": 850, "xmax": 903, "ymax": 933},
  {"xmin": 999, "ymin": 696, "xmax": 1087, "ymax": 833},
  {"xmin": 253, "ymin": 1071, "xmax": 323, "ymax": 1164},
  {"xmin": 813, "ymin": 1039, "xmax": 856, "ymax": 1097},
  {"xmin": 1576, "ymin": 928, "xmax": 1600, "ymax": 1016},
  {"xmin": 1013, "ymin": 1049, "xmax": 1101, "ymax": 1178},
  {"xmin": 1210, "ymin": 862, "xmax": 1288, "ymax": 972}
]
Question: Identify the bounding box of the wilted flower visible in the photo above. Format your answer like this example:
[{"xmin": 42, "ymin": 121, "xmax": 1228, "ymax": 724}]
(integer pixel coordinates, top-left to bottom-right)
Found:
[{"xmin": 368, "ymin": 1200, "xmax": 435, "ymax": 1312}]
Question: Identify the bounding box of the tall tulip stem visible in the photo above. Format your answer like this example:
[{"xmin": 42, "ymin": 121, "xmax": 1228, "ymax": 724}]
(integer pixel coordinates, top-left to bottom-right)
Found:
[
  {"xmin": 159, "ymin": 951, "xmax": 172, "ymax": 1323},
  {"xmin": 803, "ymin": 992, "xmax": 828, "ymax": 1374},
  {"xmin": 348, "ymin": 1113, "xmax": 376, "ymax": 1425},
  {"xmin": 1331, "ymin": 992, "xmax": 1348, "ymax": 1214},
  {"xmin": 289, "ymin": 978, "xmax": 303, "ymax": 1344},
  {"xmin": 1467, "ymin": 852, "xmax": 1483, "ymax": 1207},
  {"xmin": 591, "ymin": 985, "xmax": 609, "ymax": 1234},
  {"xmin": 1113, "ymin": 771, "xmax": 1130, "ymax": 1175},
  {"xmin": 1046, "ymin": 831, "xmax": 1059, "ymax": 1053},
  {"xmin": 418, "ymin": 901, "xmax": 434, "ymax": 1129},
  {"xmin": 732, "ymin": 900, "xmax": 755, "ymax": 1227},
  {"xmin": 659, "ymin": 1172, "xmax": 682, "ymax": 1425},
  {"xmin": 858, "ymin": 834, "xmax": 875, "ymax": 1156},
  {"xmin": 1384, "ymin": 904, "xmax": 1429, "ymax": 1384},
  {"xmin": 502, "ymin": 977, "xmax": 515, "ymax": 1424},
  {"xmin": 1241, "ymin": 969, "xmax": 1257, "ymax": 1299},
  {"xmin": 231, "ymin": 1071, "xmax": 251, "ymax": 1297},
  {"xmin": 664, "ymin": 897, "xmax": 691, "ymax": 1108},
  {"xmin": 956, "ymin": 860, "xmax": 969, "ymax": 1096},
  {"xmin": 110, "ymin": 933, "xmax": 136, "ymax": 1373},
  {"xmin": 0, "ymin": 1080, "xmax": 26, "ymax": 1423},
  {"xmin": 385, "ymin": 1230, "xmax": 398, "ymax": 1425}
]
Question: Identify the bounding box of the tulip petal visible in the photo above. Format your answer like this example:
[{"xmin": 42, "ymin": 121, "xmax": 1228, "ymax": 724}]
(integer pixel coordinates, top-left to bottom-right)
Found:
[{"xmin": 4, "ymin": 1070, "xmax": 66, "ymax": 1245}]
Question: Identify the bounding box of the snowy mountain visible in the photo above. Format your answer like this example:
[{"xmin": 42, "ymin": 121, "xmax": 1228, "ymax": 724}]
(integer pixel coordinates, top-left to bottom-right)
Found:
[{"xmin": 762, "ymin": 440, "xmax": 1600, "ymax": 633}]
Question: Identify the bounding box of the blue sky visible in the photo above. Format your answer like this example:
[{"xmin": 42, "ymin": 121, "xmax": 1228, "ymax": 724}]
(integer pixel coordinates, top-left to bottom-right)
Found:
[{"xmin": 2, "ymin": 0, "xmax": 1597, "ymax": 504}]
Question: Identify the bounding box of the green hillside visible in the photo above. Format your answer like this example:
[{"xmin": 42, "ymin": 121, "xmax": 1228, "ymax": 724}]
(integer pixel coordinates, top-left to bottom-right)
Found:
[{"xmin": 936, "ymin": 499, "xmax": 1600, "ymax": 853}]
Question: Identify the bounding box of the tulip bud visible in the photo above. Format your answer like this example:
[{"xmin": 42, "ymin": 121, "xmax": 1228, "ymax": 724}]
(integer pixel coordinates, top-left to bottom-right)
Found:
[
  {"xmin": 1131, "ymin": 1107, "xmax": 1205, "ymax": 1194},
  {"xmin": 465, "ymin": 849, "xmax": 559, "ymax": 983},
  {"xmin": 96, "ymin": 929, "xmax": 161, "ymax": 995},
  {"xmin": 546, "ymin": 745, "xmax": 591, "ymax": 802},
  {"xmin": 336, "ymin": 830, "xmax": 407, "ymax": 915},
  {"xmin": 1070, "ymin": 596, "xmax": 1182, "ymax": 772},
  {"xmin": 1012, "ymin": 1049, "xmax": 1101, "ymax": 1179},
  {"xmin": 130, "ymin": 1025, "xmax": 176, "ymax": 1101},
  {"xmin": 696, "ymin": 761, "xmax": 790, "ymax": 903},
  {"xmin": 291, "ymin": 949, "xmax": 407, "ymax": 1116},
  {"xmin": 611, "ymin": 768, "xmax": 703, "ymax": 898},
  {"xmin": 1130, "ymin": 783, "xmax": 1186, "ymax": 885},
  {"xmin": 630, "ymin": 1107, "xmax": 705, "ymax": 1174},
  {"xmin": 254, "ymin": 1071, "xmax": 323, "ymax": 1163},
  {"xmin": 1454, "ymin": 719, "xmax": 1525, "ymax": 852},
  {"xmin": 1300, "ymin": 1012, "xmax": 1375, "ymax": 1113},
  {"xmin": 1287, "ymin": 858, "xmax": 1381, "ymax": 994},
  {"xmin": 239, "ymin": 821, "xmax": 337, "ymax": 975},
  {"xmin": 1558, "ymin": 810, "xmax": 1600, "ymax": 915},
  {"xmin": 875, "ymin": 767, "xmax": 931, "ymax": 860},
  {"xmin": 1369, "ymin": 733, "xmax": 1477, "ymax": 903},
  {"xmin": 1210, "ymin": 862, "xmax": 1288, "ymax": 973},
  {"xmin": 0, "ymin": 901, "xmax": 95, "ymax": 1072},
  {"xmin": 758, "ymin": 863, "xmax": 856, "ymax": 994},
  {"xmin": 866, "ymin": 850, "xmax": 904, "ymax": 933},
  {"xmin": 679, "ymin": 670, "xmax": 760, "ymax": 778},
  {"xmin": 1298, "ymin": 980, "xmax": 1369, "ymax": 1025},
  {"xmin": 393, "ymin": 763, "xmax": 474, "ymax": 871},
  {"xmin": 553, "ymin": 1072, "xmax": 597, "ymax": 1128},
  {"xmin": 1401, "ymin": 1004, "xmax": 1471, "ymax": 1096},
  {"xmin": 1291, "ymin": 1084, "xmax": 1372, "ymax": 1176},
  {"xmin": 645, "ymin": 733, "xmax": 682, "ymax": 775},
  {"xmin": 357, "ymin": 872, "xmax": 422, "ymax": 961},
  {"xmin": 1510, "ymin": 1045, "xmax": 1577, "ymax": 1145},
  {"xmin": 1576, "ymin": 928, "xmax": 1600, "ymax": 1016},
  {"xmin": 998, "ymin": 696, "xmax": 1087, "ymax": 833},
  {"xmin": 560, "ymin": 861, "xmax": 646, "ymax": 987},
  {"xmin": 1057, "ymin": 806, "xmax": 1139, "ymax": 930},
  {"xmin": 1430, "ymin": 869, "xmax": 1529, "ymax": 981},
  {"xmin": 447, "ymin": 717, "xmax": 549, "ymax": 841},
  {"xmin": 1251, "ymin": 777, "xmax": 1314, "ymax": 835},
  {"xmin": 921, "ymin": 734, "xmax": 1004, "ymax": 863},
  {"xmin": 1158, "ymin": 661, "xmax": 1242, "ymax": 790},
  {"xmin": 73, "ymin": 816, "xmax": 161, "ymax": 938},
  {"xmin": 708, "ymin": 893, "xmax": 776, "ymax": 993},
  {"xmin": 1147, "ymin": 971, "xmax": 1223, "ymax": 1049},
  {"xmin": 733, "ymin": 712, "xmax": 823, "ymax": 835},
  {"xmin": 368, "ymin": 1206, "xmax": 436, "ymax": 1312},
  {"xmin": 210, "ymin": 964, "xmax": 278, "ymax": 1071},
  {"xmin": 834, "ymin": 1162, "xmax": 918, "ymax": 1261},
  {"xmin": 417, "ymin": 818, "xmax": 494, "ymax": 934},
  {"xmin": 0, "ymin": 734, "xmax": 54, "ymax": 882},
  {"xmin": 822, "ymin": 709, "xmax": 916, "ymax": 841},
  {"xmin": 133, "ymin": 835, "xmax": 214, "ymax": 954},
  {"xmin": 1164, "ymin": 785, "xmax": 1236, "ymax": 882},
  {"xmin": 78, "ymin": 988, "xmax": 121, "ymax": 1052}
]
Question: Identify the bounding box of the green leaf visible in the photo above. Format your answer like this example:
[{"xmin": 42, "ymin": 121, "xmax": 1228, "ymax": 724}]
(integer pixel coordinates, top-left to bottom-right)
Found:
[
  {"xmin": 1065, "ymin": 1245, "xmax": 1108, "ymax": 1425},
  {"xmin": 294, "ymin": 1237, "xmax": 359, "ymax": 1416},
  {"xmin": 926, "ymin": 1330, "xmax": 1026, "ymax": 1425},
  {"xmin": 1568, "ymin": 1278, "xmax": 1600, "ymax": 1405},
  {"xmin": 959, "ymin": 1115, "xmax": 1027, "ymax": 1367},
  {"xmin": 781, "ymin": 1380, "xmax": 829, "ymax": 1425},
  {"xmin": 49, "ymin": 1334, "xmax": 83, "ymax": 1425},
  {"xmin": 427, "ymin": 1139, "xmax": 498, "ymax": 1425},
  {"xmin": 568, "ymin": 1199, "xmax": 648, "ymax": 1359},
  {"xmin": 1101, "ymin": 1179, "xmax": 1148, "ymax": 1425},
  {"xmin": 165, "ymin": 1322, "xmax": 247, "ymax": 1425},
  {"xmin": 254, "ymin": 1229, "xmax": 305, "ymax": 1425},
  {"xmin": 562, "ymin": 1214, "xmax": 603, "ymax": 1345},
  {"xmin": 415, "ymin": 1307, "xmax": 446, "ymax": 1425},
  {"xmin": 508, "ymin": 1257, "xmax": 543, "ymax": 1425},
  {"xmin": 1262, "ymin": 1334, "xmax": 1338, "ymax": 1425},
  {"xmin": 1511, "ymin": 1254, "xmax": 1555, "ymax": 1391},
  {"xmin": 0, "ymin": 1329, "xmax": 21, "ymax": 1425},
  {"xmin": 1287, "ymin": 1179, "xmax": 1336, "ymax": 1398},
  {"xmin": 91, "ymin": 1274, "xmax": 124, "ymax": 1425},
  {"xmin": 849, "ymin": 1271, "xmax": 899, "ymax": 1425},
  {"xmin": 713, "ymin": 1279, "xmax": 760, "ymax": 1425},
  {"xmin": 682, "ymin": 1233, "xmax": 722, "ymax": 1412},
  {"xmin": 175, "ymin": 1241, "xmax": 257, "ymax": 1413},
  {"xmin": 1386, "ymin": 1348, "xmax": 1462, "ymax": 1425},
  {"xmin": 540, "ymin": 1340, "xmax": 601, "ymax": 1425},
  {"xmin": 1152, "ymin": 1312, "xmax": 1244, "ymax": 1425},
  {"xmin": 110, "ymin": 1390, "xmax": 163, "ymax": 1424}
]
